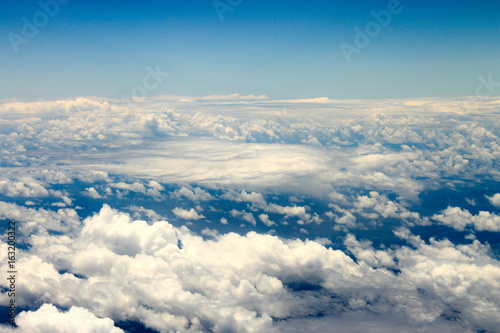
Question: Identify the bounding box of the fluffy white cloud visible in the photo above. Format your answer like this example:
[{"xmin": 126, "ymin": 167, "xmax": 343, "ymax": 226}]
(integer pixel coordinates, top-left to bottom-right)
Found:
[
  {"xmin": 432, "ymin": 206, "xmax": 500, "ymax": 232},
  {"xmin": 0, "ymin": 201, "xmax": 80, "ymax": 235},
  {"xmin": 2, "ymin": 96, "xmax": 500, "ymax": 332},
  {"xmin": 0, "ymin": 304, "xmax": 124, "ymax": 333},
  {"xmin": 83, "ymin": 187, "xmax": 103, "ymax": 199},
  {"xmin": 0, "ymin": 177, "xmax": 49, "ymax": 197},
  {"xmin": 172, "ymin": 207, "xmax": 205, "ymax": 220},
  {"xmin": 230, "ymin": 209, "xmax": 256, "ymax": 226},
  {"xmin": 0, "ymin": 206, "xmax": 498, "ymax": 332},
  {"xmin": 222, "ymin": 190, "xmax": 317, "ymax": 223},
  {"xmin": 126, "ymin": 205, "xmax": 164, "ymax": 221},
  {"xmin": 258, "ymin": 214, "xmax": 276, "ymax": 227},
  {"xmin": 2, "ymin": 97, "xmax": 499, "ymax": 203},
  {"xmin": 109, "ymin": 181, "xmax": 164, "ymax": 200},
  {"xmin": 486, "ymin": 193, "xmax": 500, "ymax": 207},
  {"xmin": 173, "ymin": 186, "xmax": 214, "ymax": 201},
  {"xmin": 353, "ymin": 191, "xmax": 422, "ymax": 223}
]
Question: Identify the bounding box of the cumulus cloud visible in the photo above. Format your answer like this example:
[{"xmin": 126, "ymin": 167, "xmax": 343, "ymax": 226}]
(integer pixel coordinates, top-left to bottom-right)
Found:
[
  {"xmin": 258, "ymin": 214, "xmax": 276, "ymax": 227},
  {"xmin": 352, "ymin": 191, "xmax": 422, "ymax": 223},
  {"xmin": 230, "ymin": 209, "xmax": 256, "ymax": 226},
  {"xmin": 127, "ymin": 205, "xmax": 164, "ymax": 221},
  {"xmin": 83, "ymin": 187, "xmax": 103, "ymax": 199},
  {"xmin": 432, "ymin": 206, "xmax": 500, "ymax": 232},
  {"xmin": 2, "ymin": 96, "xmax": 499, "ymax": 203},
  {"xmin": 0, "ymin": 177, "xmax": 49, "ymax": 197},
  {"xmin": 172, "ymin": 207, "xmax": 205, "ymax": 220},
  {"xmin": 0, "ymin": 201, "xmax": 80, "ymax": 235},
  {"xmin": 0, "ymin": 304, "xmax": 124, "ymax": 333},
  {"xmin": 486, "ymin": 193, "xmax": 500, "ymax": 207},
  {"xmin": 109, "ymin": 181, "xmax": 164, "ymax": 200},
  {"xmin": 222, "ymin": 190, "xmax": 318, "ymax": 223},
  {"xmin": 0, "ymin": 206, "xmax": 499, "ymax": 332},
  {"xmin": 173, "ymin": 186, "xmax": 214, "ymax": 202},
  {"xmin": 1, "ymin": 96, "xmax": 500, "ymax": 332}
]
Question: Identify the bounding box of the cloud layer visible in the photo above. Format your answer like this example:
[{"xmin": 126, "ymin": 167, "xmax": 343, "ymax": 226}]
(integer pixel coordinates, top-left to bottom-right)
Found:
[
  {"xmin": 1, "ymin": 205, "xmax": 499, "ymax": 332},
  {"xmin": 0, "ymin": 96, "xmax": 499, "ymax": 332}
]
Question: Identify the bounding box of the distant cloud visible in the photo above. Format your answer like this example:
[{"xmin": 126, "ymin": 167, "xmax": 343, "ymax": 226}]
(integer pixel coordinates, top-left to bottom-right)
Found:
[
  {"xmin": 173, "ymin": 186, "xmax": 214, "ymax": 202},
  {"xmin": 258, "ymin": 213, "xmax": 276, "ymax": 227},
  {"xmin": 108, "ymin": 181, "xmax": 164, "ymax": 200},
  {"xmin": 1, "ymin": 96, "xmax": 500, "ymax": 332},
  {"xmin": 486, "ymin": 193, "xmax": 500, "ymax": 207},
  {"xmin": 273, "ymin": 97, "xmax": 331, "ymax": 104},
  {"xmin": 200, "ymin": 93, "xmax": 269, "ymax": 100},
  {"xmin": 0, "ymin": 177, "xmax": 49, "ymax": 197},
  {"xmin": 229, "ymin": 209, "xmax": 256, "ymax": 226},
  {"xmin": 172, "ymin": 207, "xmax": 205, "ymax": 220},
  {"xmin": 0, "ymin": 201, "xmax": 80, "ymax": 235},
  {"xmin": 83, "ymin": 187, "xmax": 103, "ymax": 199},
  {"xmin": 432, "ymin": 206, "xmax": 500, "ymax": 232}
]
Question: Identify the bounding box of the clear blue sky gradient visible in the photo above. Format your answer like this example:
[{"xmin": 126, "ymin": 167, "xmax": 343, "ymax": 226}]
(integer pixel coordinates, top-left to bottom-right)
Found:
[{"xmin": 1, "ymin": 0, "xmax": 499, "ymax": 100}]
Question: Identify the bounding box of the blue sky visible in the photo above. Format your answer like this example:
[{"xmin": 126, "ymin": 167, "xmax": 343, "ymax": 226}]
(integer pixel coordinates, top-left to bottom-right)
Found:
[{"xmin": 1, "ymin": 0, "xmax": 499, "ymax": 100}]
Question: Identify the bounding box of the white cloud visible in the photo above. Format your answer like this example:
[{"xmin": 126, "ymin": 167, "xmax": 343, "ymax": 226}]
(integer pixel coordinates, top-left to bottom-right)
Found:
[
  {"xmin": 222, "ymin": 190, "xmax": 267, "ymax": 207},
  {"xmin": 0, "ymin": 304, "xmax": 124, "ymax": 333},
  {"xmin": 432, "ymin": 206, "xmax": 500, "ymax": 232},
  {"xmin": 0, "ymin": 201, "xmax": 80, "ymax": 235},
  {"xmin": 173, "ymin": 186, "xmax": 214, "ymax": 201},
  {"xmin": 352, "ymin": 191, "xmax": 422, "ymax": 223},
  {"xmin": 486, "ymin": 193, "xmax": 500, "ymax": 207},
  {"xmin": 328, "ymin": 191, "xmax": 350, "ymax": 205},
  {"xmin": 230, "ymin": 209, "xmax": 256, "ymax": 226},
  {"xmin": 2, "ymin": 97, "xmax": 500, "ymax": 332},
  {"xmin": 258, "ymin": 214, "xmax": 276, "ymax": 227},
  {"xmin": 3, "ymin": 97, "xmax": 499, "ymax": 203},
  {"xmin": 109, "ymin": 181, "xmax": 164, "ymax": 199},
  {"xmin": 83, "ymin": 187, "xmax": 102, "ymax": 199},
  {"xmin": 222, "ymin": 190, "xmax": 317, "ymax": 223},
  {"xmin": 0, "ymin": 206, "xmax": 498, "ymax": 332},
  {"xmin": 200, "ymin": 93, "xmax": 268, "ymax": 100},
  {"xmin": 272, "ymin": 97, "xmax": 332, "ymax": 104},
  {"xmin": 172, "ymin": 207, "xmax": 205, "ymax": 220},
  {"xmin": 126, "ymin": 205, "xmax": 164, "ymax": 221},
  {"xmin": 334, "ymin": 211, "xmax": 357, "ymax": 229},
  {"xmin": 201, "ymin": 228, "xmax": 220, "ymax": 238},
  {"xmin": 0, "ymin": 98, "xmax": 111, "ymax": 115},
  {"xmin": 0, "ymin": 177, "xmax": 49, "ymax": 197}
]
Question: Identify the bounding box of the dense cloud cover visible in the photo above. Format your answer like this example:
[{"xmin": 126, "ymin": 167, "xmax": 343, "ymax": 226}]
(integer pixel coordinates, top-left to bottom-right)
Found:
[{"xmin": 0, "ymin": 96, "xmax": 499, "ymax": 332}]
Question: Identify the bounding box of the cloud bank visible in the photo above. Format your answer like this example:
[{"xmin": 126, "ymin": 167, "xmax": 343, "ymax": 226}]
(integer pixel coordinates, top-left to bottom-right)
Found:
[{"xmin": 0, "ymin": 96, "xmax": 499, "ymax": 332}]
